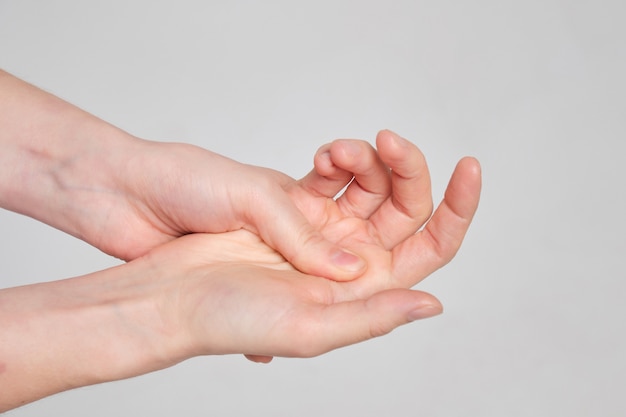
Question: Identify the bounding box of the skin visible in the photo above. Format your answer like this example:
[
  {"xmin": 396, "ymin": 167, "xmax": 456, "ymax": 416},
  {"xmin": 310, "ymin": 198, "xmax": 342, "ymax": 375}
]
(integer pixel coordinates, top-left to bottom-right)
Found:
[
  {"xmin": 0, "ymin": 137, "xmax": 480, "ymax": 410},
  {"xmin": 0, "ymin": 69, "xmax": 366, "ymax": 279},
  {"xmin": 0, "ymin": 70, "xmax": 482, "ymax": 410}
]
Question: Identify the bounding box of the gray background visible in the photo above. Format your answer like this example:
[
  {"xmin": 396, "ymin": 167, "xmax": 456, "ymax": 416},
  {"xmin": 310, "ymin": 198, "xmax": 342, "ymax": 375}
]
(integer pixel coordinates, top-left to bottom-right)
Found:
[{"xmin": 1, "ymin": 0, "xmax": 624, "ymax": 416}]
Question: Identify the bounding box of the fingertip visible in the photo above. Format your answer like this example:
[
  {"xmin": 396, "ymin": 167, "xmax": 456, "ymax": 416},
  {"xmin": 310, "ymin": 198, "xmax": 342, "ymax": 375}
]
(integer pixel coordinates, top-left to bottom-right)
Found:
[
  {"xmin": 329, "ymin": 139, "xmax": 365, "ymax": 163},
  {"xmin": 361, "ymin": 290, "xmax": 443, "ymax": 337},
  {"xmin": 244, "ymin": 354, "xmax": 274, "ymax": 363},
  {"xmin": 301, "ymin": 143, "xmax": 353, "ymax": 196},
  {"xmin": 407, "ymin": 304, "xmax": 443, "ymax": 321},
  {"xmin": 287, "ymin": 233, "xmax": 367, "ymax": 281},
  {"xmin": 376, "ymin": 129, "xmax": 397, "ymax": 141},
  {"xmin": 375, "ymin": 129, "xmax": 395, "ymax": 149},
  {"xmin": 405, "ymin": 291, "xmax": 443, "ymax": 321},
  {"xmin": 375, "ymin": 130, "xmax": 427, "ymax": 179},
  {"xmin": 448, "ymin": 157, "xmax": 482, "ymax": 215},
  {"xmin": 376, "ymin": 129, "xmax": 411, "ymax": 151},
  {"xmin": 315, "ymin": 142, "xmax": 333, "ymax": 156},
  {"xmin": 313, "ymin": 143, "xmax": 335, "ymax": 176},
  {"xmin": 314, "ymin": 151, "xmax": 334, "ymax": 176},
  {"xmin": 329, "ymin": 248, "xmax": 367, "ymax": 280},
  {"xmin": 457, "ymin": 156, "xmax": 482, "ymax": 179}
]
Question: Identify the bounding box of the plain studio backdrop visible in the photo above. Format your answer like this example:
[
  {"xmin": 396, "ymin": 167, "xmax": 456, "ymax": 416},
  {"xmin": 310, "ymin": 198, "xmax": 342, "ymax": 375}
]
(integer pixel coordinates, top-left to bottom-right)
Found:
[{"xmin": 1, "ymin": 1, "xmax": 624, "ymax": 416}]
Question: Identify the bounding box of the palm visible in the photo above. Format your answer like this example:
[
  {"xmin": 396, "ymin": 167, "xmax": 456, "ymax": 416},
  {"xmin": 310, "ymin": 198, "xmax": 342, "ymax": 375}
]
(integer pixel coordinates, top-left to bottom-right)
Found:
[
  {"xmin": 149, "ymin": 133, "xmax": 481, "ymax": 359},
  {"xmin": 152, "ymin": 231, "xmax": 434, "ymax": 359}
]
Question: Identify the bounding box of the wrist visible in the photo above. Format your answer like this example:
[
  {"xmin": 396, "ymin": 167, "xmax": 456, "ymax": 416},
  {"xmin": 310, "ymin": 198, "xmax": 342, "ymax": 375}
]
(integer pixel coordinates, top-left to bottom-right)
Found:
[{"xmin": 0, "ymin": 259, "xmax": 189, "ymax": 410}]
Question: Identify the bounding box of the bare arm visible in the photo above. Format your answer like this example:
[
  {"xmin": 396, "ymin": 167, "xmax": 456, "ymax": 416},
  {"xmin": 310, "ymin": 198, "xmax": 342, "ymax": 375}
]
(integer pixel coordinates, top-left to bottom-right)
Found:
[
  {"xmin": 0, "ymin": 259, "xmax": 181, "ymax": 411},
  {"xmin": 0, "ymin": 69, "xmax": 137, "ymax": 242},
  {"xmin": 0, "ymin": 69, "xmax": 365, "ymax": 278},
  {"xmin": 0, "ymin": 131, "xmax": 481, "ymax": 411}
]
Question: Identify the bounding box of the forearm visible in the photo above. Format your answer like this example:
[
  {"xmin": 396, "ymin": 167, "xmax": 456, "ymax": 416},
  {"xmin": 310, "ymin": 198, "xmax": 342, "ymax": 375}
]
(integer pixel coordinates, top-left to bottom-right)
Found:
[
  {"xmin": 0, "ymin": 69, "xmax": 141, "ymax": 241},
  {"xmin": 0, "ymin": 260, "xmax": 184, "ymax": 411}
]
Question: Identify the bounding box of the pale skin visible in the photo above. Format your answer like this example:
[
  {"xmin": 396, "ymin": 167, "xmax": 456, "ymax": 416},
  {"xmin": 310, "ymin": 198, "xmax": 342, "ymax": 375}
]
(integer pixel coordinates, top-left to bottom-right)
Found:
[
  {"xmin": 0, "ymin": 70, "xmax": 482, "ymax": 411},
  {"xmin": 0, "ymin": 69, "xmax": 367, "ymax": 279}
]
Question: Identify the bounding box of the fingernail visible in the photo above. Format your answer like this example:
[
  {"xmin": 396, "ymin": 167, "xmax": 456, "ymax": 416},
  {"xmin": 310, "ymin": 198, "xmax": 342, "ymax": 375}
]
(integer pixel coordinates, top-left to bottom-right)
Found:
[
  {"xmin": 391, "ymin": 133, "xmax": 410, "ymax": 148},
  {"xmin": 342, "ymin": 141, "xmax": 362, "ymax": 157},
  {"xmin": 331, "ymin": 249, "xmax": 366, "ymax": 272},
  {"xmin": 407, "ymin": 305, "xmax": 442, "ymax": 322},
  {"xmin": 318, "ymin": 151, "xmax": 333, "ymax": 170}
]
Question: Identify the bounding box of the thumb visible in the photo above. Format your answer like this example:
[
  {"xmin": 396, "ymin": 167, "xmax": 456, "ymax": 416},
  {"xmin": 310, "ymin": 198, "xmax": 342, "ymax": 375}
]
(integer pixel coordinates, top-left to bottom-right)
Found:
[
  {"xmin": 249, "ymin": 192, "xmax": 366, "ymax": 281},
  {"xmin": 286, "ymin": 289, "xmax": 442, "ymax": 358}
]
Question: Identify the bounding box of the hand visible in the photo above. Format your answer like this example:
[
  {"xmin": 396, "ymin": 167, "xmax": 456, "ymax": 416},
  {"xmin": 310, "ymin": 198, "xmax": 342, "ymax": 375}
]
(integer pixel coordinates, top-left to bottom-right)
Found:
[
  {"xmin": 84, "ymin": 138, "xmax": 365, "ymax": 280},
  {"xmin": 288, "ymin": 130, "xmax": 481, "ymax": 290},
  {"xmin": 0, "ymin": 70, "xmax": 363, "ymax": 280},
  {"xmin": 0, "ymin": 147, "xmax": 479, "ymax": 410},
  {"xmin": 97, "ymin": 130, "xmax": 467, "ymax": 283},
  {"xmin": 143, "ymin": 146, "xmax": 481, "ymax": 362},
  {"xmin": 0, "ymin": 70, "xmax": 473, "ymax": 283}
]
